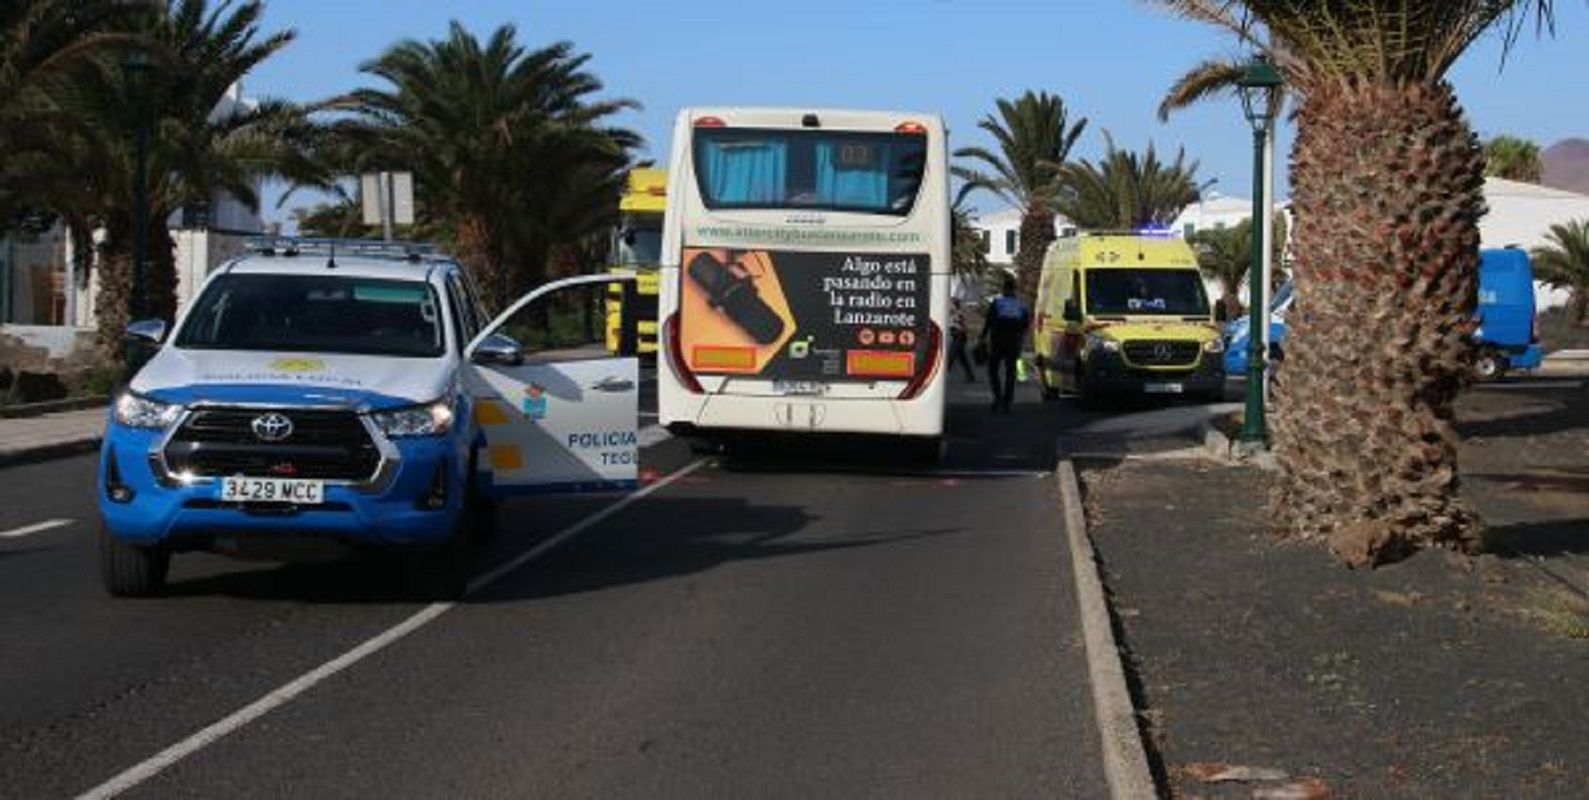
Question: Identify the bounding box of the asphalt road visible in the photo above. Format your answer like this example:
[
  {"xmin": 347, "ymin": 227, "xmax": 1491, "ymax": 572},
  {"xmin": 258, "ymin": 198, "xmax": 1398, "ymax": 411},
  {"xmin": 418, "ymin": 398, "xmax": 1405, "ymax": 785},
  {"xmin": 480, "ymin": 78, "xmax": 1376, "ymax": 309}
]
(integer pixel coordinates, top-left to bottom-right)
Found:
[{"xmin": 0, "ymin": 376, "xmax": 1183, "ymax": 798}]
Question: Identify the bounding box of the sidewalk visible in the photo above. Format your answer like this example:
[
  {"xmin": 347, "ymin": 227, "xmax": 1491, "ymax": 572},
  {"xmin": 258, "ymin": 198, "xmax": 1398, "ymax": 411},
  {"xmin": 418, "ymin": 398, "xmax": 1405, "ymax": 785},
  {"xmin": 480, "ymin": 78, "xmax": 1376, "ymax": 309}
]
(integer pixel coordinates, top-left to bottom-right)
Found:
[
  {"xmin": 1080, "ymin": 378, "xmax": 1589, "ymax": 798},
  {"xmin": 0, "ymin": 407, "xmax": 106, "ymax": 466}
]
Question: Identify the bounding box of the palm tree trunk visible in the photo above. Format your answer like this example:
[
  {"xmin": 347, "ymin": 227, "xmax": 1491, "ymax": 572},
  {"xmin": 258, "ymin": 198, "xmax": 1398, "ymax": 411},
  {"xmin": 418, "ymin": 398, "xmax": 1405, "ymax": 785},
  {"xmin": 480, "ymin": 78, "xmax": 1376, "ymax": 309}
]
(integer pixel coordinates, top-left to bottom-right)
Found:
[
  {"xmin": 94, "ymin": 217, "xmax": 134, "ymax": 362},
  {"xmin": 454, "ymin": 215, "xmax": 505, "ymax": 314},
  {"xmin": 1272, "ymin": 78, "xmax": 1485, "ymax": 567},
  {"xmin": 147, "ymin": 222, "xmax": 178, "ymax": 324},
  {"xmin": 1015, "ymin": 208, "xmax": 1054, "ymax": 311}
]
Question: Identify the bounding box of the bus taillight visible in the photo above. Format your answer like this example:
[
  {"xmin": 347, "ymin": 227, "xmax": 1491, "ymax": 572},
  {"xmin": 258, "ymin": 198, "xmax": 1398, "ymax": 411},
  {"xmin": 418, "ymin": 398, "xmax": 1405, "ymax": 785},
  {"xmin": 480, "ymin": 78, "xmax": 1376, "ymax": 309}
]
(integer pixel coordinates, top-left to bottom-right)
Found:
[
  {"xmin": 898, "ymin": 321, "xmax": 942, "ymax": 400},
  {"xmin": 894, "ymin": 121, "xmax": 928, "ymax": 135},
  {"xmin": 693, "ymin": 116, "xmax": 726, "ymax": 128},
  {"xmin": 664, "ymin": 313, "xmax": 704, "ymax": 394}
]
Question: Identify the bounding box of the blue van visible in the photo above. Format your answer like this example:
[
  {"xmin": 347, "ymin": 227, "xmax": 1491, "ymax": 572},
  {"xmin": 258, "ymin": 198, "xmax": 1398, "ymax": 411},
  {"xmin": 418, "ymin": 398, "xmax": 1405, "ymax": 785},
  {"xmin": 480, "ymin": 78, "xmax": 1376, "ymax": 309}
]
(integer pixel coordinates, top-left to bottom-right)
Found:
[{"xmin": 1225, "ymin": 248, "xmax": 1543, "ymax": 380}]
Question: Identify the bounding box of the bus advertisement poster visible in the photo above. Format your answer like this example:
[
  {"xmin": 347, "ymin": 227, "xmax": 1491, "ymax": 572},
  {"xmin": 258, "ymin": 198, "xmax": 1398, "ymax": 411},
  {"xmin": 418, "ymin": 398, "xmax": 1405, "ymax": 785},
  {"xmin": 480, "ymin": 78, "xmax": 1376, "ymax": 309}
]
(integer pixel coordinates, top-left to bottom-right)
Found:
[{"xmin": 680, "ymin": 248, "xmax": 930, "ymax": 381}]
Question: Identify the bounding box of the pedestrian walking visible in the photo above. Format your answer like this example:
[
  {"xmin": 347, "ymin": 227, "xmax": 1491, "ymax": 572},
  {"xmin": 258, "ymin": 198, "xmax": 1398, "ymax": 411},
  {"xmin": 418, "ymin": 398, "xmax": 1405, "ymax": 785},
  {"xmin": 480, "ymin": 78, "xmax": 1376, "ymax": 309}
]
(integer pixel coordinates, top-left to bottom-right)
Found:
[
  {"xmin": 947, "ymin": 298, "xmax": 976, "ymax": 382},
  {"xmin": 980, "ymin": 273, "xmax": 1030, "ymax": 412}
]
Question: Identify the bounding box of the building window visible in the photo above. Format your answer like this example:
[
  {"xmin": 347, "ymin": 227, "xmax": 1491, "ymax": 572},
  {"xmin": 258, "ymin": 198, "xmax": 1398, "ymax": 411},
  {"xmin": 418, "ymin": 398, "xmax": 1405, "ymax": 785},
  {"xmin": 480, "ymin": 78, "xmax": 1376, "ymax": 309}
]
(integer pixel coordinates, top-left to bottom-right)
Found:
[
  {"xmin": 1005, "ymin": 229, "xmax": 1018, "ymax": 256},
  {"xmin": 977, "ymin": 229, "xmax": 990, "ymax": 254}
]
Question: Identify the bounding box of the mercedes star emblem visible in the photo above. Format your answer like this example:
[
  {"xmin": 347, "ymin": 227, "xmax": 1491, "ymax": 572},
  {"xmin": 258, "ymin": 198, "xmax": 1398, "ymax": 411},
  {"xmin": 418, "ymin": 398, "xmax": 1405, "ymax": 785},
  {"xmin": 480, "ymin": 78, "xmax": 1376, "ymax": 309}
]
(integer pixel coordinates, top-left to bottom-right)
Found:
[
  {"xmin": 1153, "ymin": 343, "xmax": 1174, "ymax": 361},
  {"xmin": 251, "ymin": 412, "xmax": 295, "ymax": 443}
]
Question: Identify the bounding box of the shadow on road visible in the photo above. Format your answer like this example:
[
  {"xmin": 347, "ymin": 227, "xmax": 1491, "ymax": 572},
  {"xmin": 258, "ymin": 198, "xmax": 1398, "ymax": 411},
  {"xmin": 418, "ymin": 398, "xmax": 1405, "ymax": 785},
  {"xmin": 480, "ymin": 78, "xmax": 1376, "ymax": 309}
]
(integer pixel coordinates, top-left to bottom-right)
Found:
[
  {"xmin": 1485, "ymin": 517, "xmax": 1589, "ymax": 559},
  {"xmin": 155, "ymin": 495, "xmax": 961, "ymax": 604}
]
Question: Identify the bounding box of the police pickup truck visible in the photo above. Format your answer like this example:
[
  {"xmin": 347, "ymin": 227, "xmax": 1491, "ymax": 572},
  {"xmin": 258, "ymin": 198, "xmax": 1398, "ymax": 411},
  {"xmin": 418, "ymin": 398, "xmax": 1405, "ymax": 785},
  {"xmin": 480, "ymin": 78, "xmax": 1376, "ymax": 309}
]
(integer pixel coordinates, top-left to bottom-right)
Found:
[{"xmin": 99, "ymin": 239, "xmax": 643, "ymax": 597}]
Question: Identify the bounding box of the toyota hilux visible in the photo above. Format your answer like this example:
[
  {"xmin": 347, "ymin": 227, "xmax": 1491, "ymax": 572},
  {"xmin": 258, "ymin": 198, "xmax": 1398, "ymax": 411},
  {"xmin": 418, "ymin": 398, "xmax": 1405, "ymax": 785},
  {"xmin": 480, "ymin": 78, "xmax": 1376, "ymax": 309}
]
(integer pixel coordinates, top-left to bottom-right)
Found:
[{"xmin": 98, "ymin": 239, "xmax": 643, "ymax": 597}]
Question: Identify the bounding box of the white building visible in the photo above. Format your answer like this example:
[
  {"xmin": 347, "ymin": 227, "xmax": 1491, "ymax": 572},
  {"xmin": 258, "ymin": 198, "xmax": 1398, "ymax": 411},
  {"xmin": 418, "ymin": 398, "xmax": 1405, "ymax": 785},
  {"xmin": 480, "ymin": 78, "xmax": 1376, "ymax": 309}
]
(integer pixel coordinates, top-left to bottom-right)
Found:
[
  {"xmin": 968, "ymin": 208, "xmax": 1077, "ymax": 268},
  {"xmin": 2, "ymin": 84, "xmax": 265, "ymax": 348}
]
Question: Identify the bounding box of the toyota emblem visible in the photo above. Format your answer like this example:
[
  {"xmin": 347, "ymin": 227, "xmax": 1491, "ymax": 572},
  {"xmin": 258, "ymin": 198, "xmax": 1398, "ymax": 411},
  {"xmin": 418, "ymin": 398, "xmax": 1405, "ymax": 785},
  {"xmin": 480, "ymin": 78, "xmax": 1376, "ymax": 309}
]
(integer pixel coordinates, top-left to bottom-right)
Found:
[
  {"xmin": 1153, "ymin": 343, "xmax": 1174, "ymax": 361},
  {"xmin": 251, "ymin": 412, "xmax": 294, "ymax": 442}
]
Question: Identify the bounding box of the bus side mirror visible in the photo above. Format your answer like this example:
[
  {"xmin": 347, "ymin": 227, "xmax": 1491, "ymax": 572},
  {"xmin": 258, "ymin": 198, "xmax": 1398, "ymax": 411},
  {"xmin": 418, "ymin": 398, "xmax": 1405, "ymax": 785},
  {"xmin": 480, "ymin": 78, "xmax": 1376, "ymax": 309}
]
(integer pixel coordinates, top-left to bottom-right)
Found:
[{"xmin": 1062, "ymin": 299, "xmax": 1081, "ymax": 323}]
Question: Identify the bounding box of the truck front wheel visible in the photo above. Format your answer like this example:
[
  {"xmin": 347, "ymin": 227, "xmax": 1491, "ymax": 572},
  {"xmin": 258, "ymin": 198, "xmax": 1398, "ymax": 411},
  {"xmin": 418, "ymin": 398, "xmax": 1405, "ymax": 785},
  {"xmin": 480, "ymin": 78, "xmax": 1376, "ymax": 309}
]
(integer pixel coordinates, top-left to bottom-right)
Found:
[{"xmin": 98, "ymin": 523, "xmax": 170, "ymax": 597}]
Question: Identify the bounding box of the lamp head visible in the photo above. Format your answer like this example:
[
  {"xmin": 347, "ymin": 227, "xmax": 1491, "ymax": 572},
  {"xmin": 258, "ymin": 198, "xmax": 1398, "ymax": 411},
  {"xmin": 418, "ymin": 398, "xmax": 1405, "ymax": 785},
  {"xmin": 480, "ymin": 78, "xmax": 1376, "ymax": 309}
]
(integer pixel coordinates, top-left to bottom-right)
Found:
[{"xmin": 1237, "ymin": 56, "xmax": 1283, "ymax": 132}]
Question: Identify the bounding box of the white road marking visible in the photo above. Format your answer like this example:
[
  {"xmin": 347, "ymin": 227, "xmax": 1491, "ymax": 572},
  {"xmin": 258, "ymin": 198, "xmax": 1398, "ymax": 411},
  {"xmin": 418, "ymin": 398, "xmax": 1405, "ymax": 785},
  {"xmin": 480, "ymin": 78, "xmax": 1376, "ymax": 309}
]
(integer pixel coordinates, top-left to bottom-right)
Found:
[
  {"xmin": 0, "ymin": 518, "xmax": 73, "ymax": 539},
  {"xmin": 76, "ymin": 458, "xmax": 707, "ymax": 800}
]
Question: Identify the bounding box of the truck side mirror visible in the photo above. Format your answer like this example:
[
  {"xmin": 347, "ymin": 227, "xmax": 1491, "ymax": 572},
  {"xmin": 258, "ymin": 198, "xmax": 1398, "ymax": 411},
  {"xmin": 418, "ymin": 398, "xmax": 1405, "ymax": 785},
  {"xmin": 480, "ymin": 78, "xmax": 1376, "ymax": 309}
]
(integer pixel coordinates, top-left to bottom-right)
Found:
[
  {"xmin": 126, "ymin": 319, "xmax": 167, "ymax": 344},
  {"xmin": 470, "ymin": 333, "xmax": 523, "ymax": 367},
  {"xmin": 1062, "ymin": 299, "xmax": 1081, "ymax": 323},
  {"xmin": 123, "ymin": 319, "xmax": 167, "ymax": 375}
]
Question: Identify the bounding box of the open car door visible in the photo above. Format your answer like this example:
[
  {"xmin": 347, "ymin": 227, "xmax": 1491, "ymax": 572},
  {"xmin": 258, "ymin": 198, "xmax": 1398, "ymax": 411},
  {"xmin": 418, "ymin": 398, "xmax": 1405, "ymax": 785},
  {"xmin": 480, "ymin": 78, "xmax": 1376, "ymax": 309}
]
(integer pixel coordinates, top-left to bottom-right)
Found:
[{"xmin": 466, "ymin": 275, "xmax": 641, "ymax": 496}]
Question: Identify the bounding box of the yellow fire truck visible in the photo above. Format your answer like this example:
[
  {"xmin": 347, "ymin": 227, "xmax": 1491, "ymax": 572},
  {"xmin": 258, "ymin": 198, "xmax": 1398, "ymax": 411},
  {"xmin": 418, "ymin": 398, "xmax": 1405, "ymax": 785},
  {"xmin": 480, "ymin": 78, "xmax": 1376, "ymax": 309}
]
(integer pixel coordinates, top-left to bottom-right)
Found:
[{"xmin": 606, "ymin": 167, "xmax": 665, "ymax": 355}]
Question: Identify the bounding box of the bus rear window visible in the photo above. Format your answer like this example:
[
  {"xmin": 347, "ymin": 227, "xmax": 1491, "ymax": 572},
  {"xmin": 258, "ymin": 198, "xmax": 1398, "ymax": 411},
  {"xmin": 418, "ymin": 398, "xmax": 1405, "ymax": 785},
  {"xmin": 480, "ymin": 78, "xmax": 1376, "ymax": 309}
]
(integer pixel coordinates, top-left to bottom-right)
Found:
[{"xmin": 692, "ymin": 128, "xmax": 927, "ymax": 216}]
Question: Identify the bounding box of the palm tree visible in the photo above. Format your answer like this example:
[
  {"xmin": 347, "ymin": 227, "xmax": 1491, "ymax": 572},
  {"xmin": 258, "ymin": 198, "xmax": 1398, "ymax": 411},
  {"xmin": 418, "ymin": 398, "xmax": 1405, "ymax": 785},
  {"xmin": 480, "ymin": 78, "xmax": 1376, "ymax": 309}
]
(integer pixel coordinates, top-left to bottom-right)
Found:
[
  {"xmin": 1054, "ymin": 134, "xmax": 1207, "ymax": 230},
  {"xmin": 0, "ymin": 0, "xmax": 122, "ymax": 221},
  {"xmin": 1154, "ymin": 0, "xmax": 1563, "ymax": 566},
  {"xmin": 52, "ymin": 0, "xmax": 323, "ymax": 355},
  {"xmin": 1191, "ymin": 223, "xmax": 1249, "ymax": 317},
  {"xmin": 950, "ymin": 194, "xmax": 990, "ymax": 288},
  {"xmin": 332, "ymin": 23, "xmax": 639, "ymax": 312},
  {"xmin": 1484, "ymin": 134, "xmax": 1543, "ymax": 182},
  {"xmin": 1532, "ymin": 219, "xmax": 1589, "ymax": 325},
  {"xmin": 953, "ymin": 91, "xmax": 1087, "ymax": 309},
  {"xmin": 1191, "ymin": 213, "xmax": 1291, "ymax": 317}
]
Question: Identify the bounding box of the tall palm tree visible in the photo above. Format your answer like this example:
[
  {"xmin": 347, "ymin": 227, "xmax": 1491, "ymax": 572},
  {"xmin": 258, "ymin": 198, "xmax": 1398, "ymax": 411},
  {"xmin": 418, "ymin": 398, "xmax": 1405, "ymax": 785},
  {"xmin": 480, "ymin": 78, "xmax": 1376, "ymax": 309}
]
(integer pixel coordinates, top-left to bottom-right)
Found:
[
  {"xmin": 52, "ymin": 0, "xmax": 323, "ymax": 355},
  {"xmin": 1532, "ymin": 219, "xmax": 1589, "ymax": 325},
  {"xmin": 0, "ymin": 0, "xmax": 122, "ymax": 220},
  {"xmin": 1154, "ymin": 0, "xmax": 1563, "ymax": 566},
  {"xmin": 332, "ymin": 23, "xmax": 638, "ymax": 312},
  {"xmin": 1054, "ymin": 134, "xmax": 1207, "ymax": 230},
  {"xmin": 953, "ymin": 91, "xmax": 1087, "ymax": 308},
  {"xmin": 1484, "ymin": 134, "xmax": 1544, "ymax": 182}
]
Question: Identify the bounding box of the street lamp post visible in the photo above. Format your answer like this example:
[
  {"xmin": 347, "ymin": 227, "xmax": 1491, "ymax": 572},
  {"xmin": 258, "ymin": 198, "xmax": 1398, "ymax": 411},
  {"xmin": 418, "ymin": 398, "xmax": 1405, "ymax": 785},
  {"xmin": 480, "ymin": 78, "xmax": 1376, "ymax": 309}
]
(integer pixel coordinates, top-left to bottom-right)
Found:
[
  {"xmin": 1237, "ymin": 56, "xmax": 1282, "ymax": 445},
  {"xmin": 118, "ymin": 0, "xmax": 159, "ymax": 329}
]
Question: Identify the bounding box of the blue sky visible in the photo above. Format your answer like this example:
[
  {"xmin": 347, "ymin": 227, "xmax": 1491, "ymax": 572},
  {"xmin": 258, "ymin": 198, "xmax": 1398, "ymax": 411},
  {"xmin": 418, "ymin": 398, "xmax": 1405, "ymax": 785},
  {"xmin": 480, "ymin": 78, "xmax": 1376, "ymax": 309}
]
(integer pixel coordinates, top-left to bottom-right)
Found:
[{"xmin": 248, "ymin": 0, "xmax": 1589, "ymax": 225}]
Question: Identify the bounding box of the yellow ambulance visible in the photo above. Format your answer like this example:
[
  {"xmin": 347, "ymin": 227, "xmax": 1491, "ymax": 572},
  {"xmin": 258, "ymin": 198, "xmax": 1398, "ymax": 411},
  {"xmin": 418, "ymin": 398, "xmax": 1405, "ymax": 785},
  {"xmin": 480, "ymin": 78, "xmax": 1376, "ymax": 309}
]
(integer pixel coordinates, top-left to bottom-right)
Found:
[{"xmin": 1033, "ymin": 233, "xmax": 1226, "ymax": 403}]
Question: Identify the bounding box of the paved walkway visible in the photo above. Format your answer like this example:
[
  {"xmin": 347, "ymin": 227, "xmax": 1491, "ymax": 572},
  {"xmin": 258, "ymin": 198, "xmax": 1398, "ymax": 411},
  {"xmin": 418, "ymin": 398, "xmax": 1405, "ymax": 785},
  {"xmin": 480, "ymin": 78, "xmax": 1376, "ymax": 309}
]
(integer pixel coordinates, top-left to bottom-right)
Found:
[{"xmin": 0, "ymin": 408, "xmax": 105, "ymax": 465}]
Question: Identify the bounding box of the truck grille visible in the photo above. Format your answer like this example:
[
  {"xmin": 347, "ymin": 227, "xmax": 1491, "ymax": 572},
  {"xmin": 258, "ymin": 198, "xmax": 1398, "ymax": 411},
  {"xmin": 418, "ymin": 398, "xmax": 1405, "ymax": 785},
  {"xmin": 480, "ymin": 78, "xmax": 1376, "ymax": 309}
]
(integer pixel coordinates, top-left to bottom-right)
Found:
[
  {"xmin": 1122, "ymin": 340, "xmax": 1201, "ymax": 368},
  {"xmin": 164, "ymin": 408, "xmax": 381, "ymax": 482}
]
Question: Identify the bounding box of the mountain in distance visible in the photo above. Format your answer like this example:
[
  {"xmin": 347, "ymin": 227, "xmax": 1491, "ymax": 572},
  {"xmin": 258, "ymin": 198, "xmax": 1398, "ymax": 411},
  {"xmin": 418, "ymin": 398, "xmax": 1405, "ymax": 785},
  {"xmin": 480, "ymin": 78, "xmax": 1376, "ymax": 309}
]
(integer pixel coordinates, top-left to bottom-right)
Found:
[{"xmin": 1542, "ymin": 138, "xmax": 1589, "ymax": 195}]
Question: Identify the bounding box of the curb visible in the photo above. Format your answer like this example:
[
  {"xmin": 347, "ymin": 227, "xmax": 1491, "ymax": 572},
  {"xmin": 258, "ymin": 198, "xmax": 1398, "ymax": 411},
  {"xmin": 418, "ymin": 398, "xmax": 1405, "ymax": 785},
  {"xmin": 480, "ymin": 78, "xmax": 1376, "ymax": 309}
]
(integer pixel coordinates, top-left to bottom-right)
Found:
[
  {"xmin": 1056, "ymin": 459, "xmax": 1159, "ymax": 799},
  {"xmin": 0, "ymin": 395, "xmax": 110, "ymax": 419},
  {"xmin": 0, "ymin": 434, "xmax": 102, "ymax": 469}
]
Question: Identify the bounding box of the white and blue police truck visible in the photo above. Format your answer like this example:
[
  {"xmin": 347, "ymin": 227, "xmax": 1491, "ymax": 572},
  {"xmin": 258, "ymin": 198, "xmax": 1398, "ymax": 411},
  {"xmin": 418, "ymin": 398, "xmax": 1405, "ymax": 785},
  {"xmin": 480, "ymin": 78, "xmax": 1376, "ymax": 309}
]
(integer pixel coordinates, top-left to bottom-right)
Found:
[{"xmin": 98, "ymin": 239, "xmax": 643, "ymax": 597}]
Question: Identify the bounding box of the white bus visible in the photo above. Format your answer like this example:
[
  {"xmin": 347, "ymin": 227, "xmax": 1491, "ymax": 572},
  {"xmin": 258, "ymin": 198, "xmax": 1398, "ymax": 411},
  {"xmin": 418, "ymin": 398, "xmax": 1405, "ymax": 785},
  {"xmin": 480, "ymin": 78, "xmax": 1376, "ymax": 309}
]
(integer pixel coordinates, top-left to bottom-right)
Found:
[{"xmin": 656, "ymin": 107, "xmax": 951, "ymax": 456}]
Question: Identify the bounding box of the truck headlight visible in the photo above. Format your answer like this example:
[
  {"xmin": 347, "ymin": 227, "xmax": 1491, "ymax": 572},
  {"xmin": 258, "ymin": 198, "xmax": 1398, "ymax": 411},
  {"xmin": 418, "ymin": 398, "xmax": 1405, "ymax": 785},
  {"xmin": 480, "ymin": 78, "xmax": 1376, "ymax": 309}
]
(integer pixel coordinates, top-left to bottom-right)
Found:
[
  {"xmin": 1087, "ymin": 336, "xmax": 1121, "ymax": 354},
  {"xmin": 114, "ymin": 392, "xmax": 183, "ymax": 430},
  {"xmin": 1203, "ymin": 337, "xmax": 1225, "ymax": 354},
  {"xmin": 371, "ymin": 399, "xmax": 455, "ymax": 438}
]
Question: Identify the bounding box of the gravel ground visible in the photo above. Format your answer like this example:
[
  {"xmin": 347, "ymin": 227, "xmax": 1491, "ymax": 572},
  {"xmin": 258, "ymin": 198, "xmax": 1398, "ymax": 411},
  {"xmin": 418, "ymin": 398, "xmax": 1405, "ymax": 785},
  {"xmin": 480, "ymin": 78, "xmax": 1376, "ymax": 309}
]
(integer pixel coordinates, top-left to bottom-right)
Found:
[{"xmin": 1082, "ymin": 378, "xmax": 1589, "ymax": 799}]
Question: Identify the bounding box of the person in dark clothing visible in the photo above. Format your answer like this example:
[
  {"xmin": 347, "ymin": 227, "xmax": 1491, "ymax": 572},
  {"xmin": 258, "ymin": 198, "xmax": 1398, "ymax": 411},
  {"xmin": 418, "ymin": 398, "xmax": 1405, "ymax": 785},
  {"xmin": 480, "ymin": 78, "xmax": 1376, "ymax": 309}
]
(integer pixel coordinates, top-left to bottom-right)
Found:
[
  {"xmin": 947, "ymin": 298, "xmax": 976, "ymax": 382},
  {"xmin": 981, "ymin": 274, "xmax": 1030, "ymax": 412}
]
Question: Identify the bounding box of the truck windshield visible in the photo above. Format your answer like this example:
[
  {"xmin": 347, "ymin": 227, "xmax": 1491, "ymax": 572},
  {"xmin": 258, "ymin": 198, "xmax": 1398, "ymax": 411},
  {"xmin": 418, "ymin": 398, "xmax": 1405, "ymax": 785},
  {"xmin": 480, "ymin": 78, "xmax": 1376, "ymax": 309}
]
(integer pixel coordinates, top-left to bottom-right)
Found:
[
  {"xmin": 692, "ymin": 127, "xmax": 927, "ymax": 216},
  {"xmin": 176, "ymin": 274, "xmax": 446, "ymax": 357},
  {"xmin": 1086, "ymin": 269, "xmax": 1210, "ymax": 317},
  {"xmin": 615, "ymin": 222, "xmax": 662, "ymax": 266}
]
